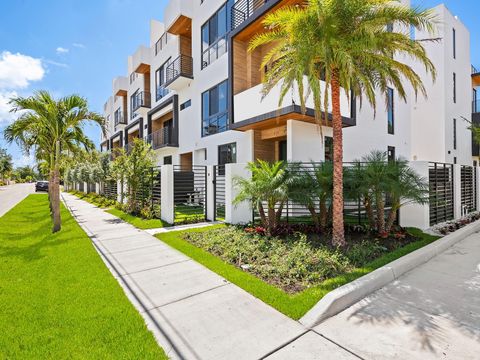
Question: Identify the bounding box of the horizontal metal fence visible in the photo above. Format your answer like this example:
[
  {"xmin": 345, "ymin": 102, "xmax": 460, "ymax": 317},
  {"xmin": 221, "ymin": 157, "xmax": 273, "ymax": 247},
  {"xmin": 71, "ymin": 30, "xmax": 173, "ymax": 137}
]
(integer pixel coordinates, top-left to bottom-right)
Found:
[
  {"xmin": 461, "ymin": 165, "xmax": 477, "ymax": 215},
  {"xmin": 104, "ymin": 180, "xmax": 118, "ymax": 201},
  {"xmin": 173, "ymin": 165, "xmax": 207, "ymax": 224},
  {"xmin": 213, "ymin": 165, "xmax": 226, "ymax": 221},
  {"xmin": 429, "ymin": 162, "xmax": 454, "ymax": 226},
  {"xmin": 78, "ymin": 182, "xmax": 84, "ymax": 193},
  {"xmin": 151, "ymin": 167, "xmax": 162, "ymax": 210}
]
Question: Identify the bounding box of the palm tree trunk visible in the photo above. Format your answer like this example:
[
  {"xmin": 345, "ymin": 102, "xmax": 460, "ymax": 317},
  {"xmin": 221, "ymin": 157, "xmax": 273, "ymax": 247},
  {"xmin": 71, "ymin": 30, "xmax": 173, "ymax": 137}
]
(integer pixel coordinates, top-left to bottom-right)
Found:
[
  {"xmin": 308, "ymin": 206, "xmax": 321, "ymax": 231},
  {"xmin": 275, "ymin": 202, "xmax": 284, "ymax": 227},
  {"xmin": 376, "ymin": 194, "xmax": 385, "ymax": 233},
  {"xmin": 52, "ymin": 167, "xmax": 61, "ymax": 232},
  {"xmin": 267, "ymin": 206, "xmax": 276, "ymax": 236},
  {"xmin": 385, "ymin": 203, "xmax": 399, "ymax": 233},
  {"xmin": 364, "ymin": 197, "xmax": 376, "ymax": 230},
  {"xmin": 331, "ymin": 72, "xmax": 346, "ymax": 247},
  {"xmin": 258, "ymin": 202, "xmax": 267, "ymax": 229}
]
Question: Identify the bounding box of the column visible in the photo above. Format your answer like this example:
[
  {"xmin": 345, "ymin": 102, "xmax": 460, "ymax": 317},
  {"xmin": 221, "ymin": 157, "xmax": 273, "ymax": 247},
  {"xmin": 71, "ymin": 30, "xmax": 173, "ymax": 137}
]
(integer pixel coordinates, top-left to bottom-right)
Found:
[
  {"xmin": 161, "ymin": 165, "xmax": 175, "ymax": 224},
  {"xmin": 225, "ymin": 163, "xmax": 252, "ymax": 224}
]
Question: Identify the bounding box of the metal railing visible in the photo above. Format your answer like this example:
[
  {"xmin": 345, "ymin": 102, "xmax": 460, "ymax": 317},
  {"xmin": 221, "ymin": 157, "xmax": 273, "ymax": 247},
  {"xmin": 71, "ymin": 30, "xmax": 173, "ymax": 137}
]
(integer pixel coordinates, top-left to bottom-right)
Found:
[
  {"xmin": 213, "ymin": 165, "xmax": 226, "ymax": 221},
  {"xmin": 472, "ymin": 65, "xmax": 479, "ymax": 75},
  {"xmin": 156, "ymin": 86, "xmax": 170, "ymax": 102},
  {"xmin": 473, "ymin": 99, "xmax": 480, "ymax": 113},
  {"xmin": 131, "ymin": 91, "xmax": 151, "ymax": 113},
  {"xmin": 202, "ymin": 111, "xmax": 229, "ymax": 136},
  {"xmin": 231, "ymin": 0, "xmax": 270, "ymax": 30},
  {"xmin": 461, "ymin": 165, "xmax": 477, "ymax": 215},
  {"xmin": 429, "ymin": 162, "xmax": 454, "ymax": 226},
  {"xmin": 155, "ymin": 33, "xmax": 169, "ymax": 56},
  {"xmin": 173, "ymin": 165, "xmax": 207, "ymax": 224},
  {"xmin": 202, "ymin": 35, "xmax": 228, "ymax": 69},
  {"xmin": 145, "ymin": 127, "xmax": 175, "ymax": 149},
  {"xmin": 165, "ymin": 55, "xmax": 193, "ymax": 85},
  {"xmin": 114, "ymin": 111, "xmax": 126, "ymax": 127}
]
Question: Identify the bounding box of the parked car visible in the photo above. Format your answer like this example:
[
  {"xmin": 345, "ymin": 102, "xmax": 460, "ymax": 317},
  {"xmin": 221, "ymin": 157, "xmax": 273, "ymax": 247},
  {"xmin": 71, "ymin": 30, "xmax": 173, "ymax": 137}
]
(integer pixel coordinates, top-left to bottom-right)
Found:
[{"xmin": 35, "ymin": 181, "xmax": 49, "ymax": 192}]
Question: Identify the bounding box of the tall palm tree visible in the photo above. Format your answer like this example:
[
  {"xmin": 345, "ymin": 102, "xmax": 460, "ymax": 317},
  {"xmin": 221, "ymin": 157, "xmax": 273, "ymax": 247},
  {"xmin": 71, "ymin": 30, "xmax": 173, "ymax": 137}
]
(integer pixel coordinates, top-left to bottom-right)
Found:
[
  {"xmin": 4, "ymin": 91, "xmax": 104, "ymax": 232},
  {"xmin": 250, "ymin": 0, "xmax": 437, "ymax": 246}
]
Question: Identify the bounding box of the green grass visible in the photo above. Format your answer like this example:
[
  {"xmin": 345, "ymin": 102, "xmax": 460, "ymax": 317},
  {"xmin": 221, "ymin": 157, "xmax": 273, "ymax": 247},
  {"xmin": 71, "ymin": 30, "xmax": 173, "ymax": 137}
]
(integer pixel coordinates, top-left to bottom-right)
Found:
[
  {"xmin": 106, "ymin": 208, "xmax": 169, "ymax": 229},
  {"xmin": 0, "ymin": 195, "xmax": 167, "ymax": 359},
  {"xmin": 156, "ymin": 226, "xmax": 439, "ymax": 320}
]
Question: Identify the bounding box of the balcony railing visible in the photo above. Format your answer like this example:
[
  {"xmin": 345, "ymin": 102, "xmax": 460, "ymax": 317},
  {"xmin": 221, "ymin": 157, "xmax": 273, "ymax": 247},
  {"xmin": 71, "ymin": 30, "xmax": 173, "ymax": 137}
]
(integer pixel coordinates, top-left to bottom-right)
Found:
[
  {"xmin": 472, "ymin": 65, "xmax": 479, "ymax": 75},
  {"xmin": 473, "ymin": 99, "xmax": 480, "ymax": 113},
  {"xmin": 132, "ymin": 91, "xmax": 151, "ymax": 112},
  {"xmin": 202, "ymin": 35, "xmax": 228, "ymax": 69},
  {"xmin": 231, "ymin": 0, "xmax": 271, "ymax": 30},
  {"xmin": 114, "ymin": 112, "xmax": 126, "ymax": 127},
  {"xmin": 155, "ymin": 33, "xmax": 170, "ymax": 56},
  {"xmin": 156, "ymin": 86, "xmax": 170, "ymax": 102},
  {"xmin": 165, "ymin": 55, "xmax": 193, "ymax": 85},
  {"xmin": 145, "ymin": 127, "xmax": 175, "ymax": 149}
]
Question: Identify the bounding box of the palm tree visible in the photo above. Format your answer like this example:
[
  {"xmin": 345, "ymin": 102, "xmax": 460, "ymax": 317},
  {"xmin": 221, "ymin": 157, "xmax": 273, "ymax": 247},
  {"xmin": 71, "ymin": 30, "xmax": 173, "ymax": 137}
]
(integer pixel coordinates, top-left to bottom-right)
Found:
[
  {"xmin": 4, "ymin": 91, "xmax": 104, "ymax": 232},
  {"xmin": 234, "ymin": 160, "xmax": 295, "ymax": 236},
  {"xmin": 250, "ymin": 0, "xmax": 437, "ymax": 246},
  {"xmin": 0, "ymin": 148, "xmax": 13, "ymax": 183}
]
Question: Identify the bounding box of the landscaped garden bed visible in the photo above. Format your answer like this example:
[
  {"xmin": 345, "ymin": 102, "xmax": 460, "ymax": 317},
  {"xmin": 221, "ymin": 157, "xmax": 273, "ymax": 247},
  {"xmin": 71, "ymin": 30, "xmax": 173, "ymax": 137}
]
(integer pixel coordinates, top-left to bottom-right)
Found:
[{"xmin": 157, "ymin": 224, "xmax": 439, "ymax": 319}]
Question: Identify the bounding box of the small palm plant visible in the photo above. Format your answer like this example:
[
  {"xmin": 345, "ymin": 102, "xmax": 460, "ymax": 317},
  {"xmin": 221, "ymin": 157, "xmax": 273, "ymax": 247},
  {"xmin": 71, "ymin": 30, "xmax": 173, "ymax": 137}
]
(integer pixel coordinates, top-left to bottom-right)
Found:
[
  {"xmin": 234, "ymin": 161, "xmax": 295, "ymax": 236},
  {"xmin": 289, "ymin": 162, "xmax": 333, "ymax": 232}
]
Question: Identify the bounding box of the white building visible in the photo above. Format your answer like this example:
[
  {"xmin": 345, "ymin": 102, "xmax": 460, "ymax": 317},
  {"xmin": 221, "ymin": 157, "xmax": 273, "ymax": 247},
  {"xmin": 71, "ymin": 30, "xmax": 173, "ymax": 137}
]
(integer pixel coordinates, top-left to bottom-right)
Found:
[{"xmin": 100, "ymin": 0, "xmax": 478, "ymax": 169}]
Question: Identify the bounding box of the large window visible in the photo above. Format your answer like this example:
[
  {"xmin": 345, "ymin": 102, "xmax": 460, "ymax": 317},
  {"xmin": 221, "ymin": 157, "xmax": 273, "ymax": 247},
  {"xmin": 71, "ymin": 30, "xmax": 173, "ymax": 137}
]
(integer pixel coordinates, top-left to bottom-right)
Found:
[
  {"xmin": 453, "ymin": 118, "xmax": 457, "ymax": 150},
  {"xmin": 453, "ymin": 28, "xmax": 456, "ymax": 59},
  {"xmin": 387, "ymin": 87, "xmax": 394, "ymax": 134},
  {"xmin": 155, "ymin": 58, "xmax": 171, "ymax": 101},
  {"xmin": 201, "ymin": 3, "xmax": 228, "ymax": 69},
  {"xmin": 130, "ymin": 89, "xmax": 139, "ymax": 118},
  {"xmin": 202, "ymin": 80, "xmax": 228, "ymax": 136}
]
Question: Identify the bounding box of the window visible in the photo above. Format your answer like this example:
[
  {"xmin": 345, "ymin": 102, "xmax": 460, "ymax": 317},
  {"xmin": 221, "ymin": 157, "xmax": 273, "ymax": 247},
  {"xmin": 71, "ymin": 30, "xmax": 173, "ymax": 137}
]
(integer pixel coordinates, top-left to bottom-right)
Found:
[
  {"xmin": 129, "ymin": 72, "xmax": 137, "ymax": 84},
  {"xmin": 164, "ymin": 156, "xmax": 172, "ymax": 165},
  {"xmin": 453, "ymin": 28, "xmax": 456, "ymax": 59},
  {"xmin": 454, "ymin": 157, "xmax": 457, "ymax": 164},
  {"xmin": 155, "ymin": 58, "xmax": 171, "ymax": 101},
  {"xmin": 218, "ymin": 143, "xmax": 236, "ymax": 166},
  {"xmin": 453, "ymin": 73, "xmax": 456, "ymax": 103},
  {"xmin": 453, "ymin": 118, "xmax": 457, "ymax": 150},
  {"xmin": 387, "ymin": 146, "xmax": 396, "ymax": 163},
  {"xmin": 278, "ymin": 140, "xmax": 287, "ymax": 162},
  {"xmin": 202, "ymin": 80, "xmax": 229, "ymax": 136},
  {"xmin": 130, "ymin": 89, "xmax": 139, "ymax": 118},
  {"xmin": 201, "ymin": 3, "xmax": 228, "ymax": 69},
  {"xmin": 474, "ymin": 89, "xmax": 478, "ymax": 112},
  {"xmin": 180, "ymin": 99, "xmax": 191, "ymax": 110},
  {"xmin": 387, "ymin": 88, "xmax": 394, "ymax": 134},
  {"xmin": 325, "ymin": 136, "xmax": 333, "ymax": 161}
]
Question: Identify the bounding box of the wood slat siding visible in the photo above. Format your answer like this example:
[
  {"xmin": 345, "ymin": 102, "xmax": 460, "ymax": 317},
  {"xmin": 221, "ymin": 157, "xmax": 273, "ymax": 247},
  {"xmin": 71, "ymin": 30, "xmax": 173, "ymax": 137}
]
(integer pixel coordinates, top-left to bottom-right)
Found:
[
  {"xmin": 253, "ymin": 130, "xmax": 275, "ymax": 162},
  {"xmin": 180, "ymin": 36, "xmax": 192, "ymax": 57},
  {"xmin": 152, "ymin": 112, "xmax": 173, "ymax": 133}
]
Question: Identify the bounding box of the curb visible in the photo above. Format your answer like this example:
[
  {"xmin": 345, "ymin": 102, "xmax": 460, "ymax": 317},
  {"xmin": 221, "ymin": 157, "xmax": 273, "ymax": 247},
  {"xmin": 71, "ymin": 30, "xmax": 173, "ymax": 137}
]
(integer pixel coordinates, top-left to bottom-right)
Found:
[{"xmin": 299, "ymin": 220, "xmax": 480, "ymax": 328}]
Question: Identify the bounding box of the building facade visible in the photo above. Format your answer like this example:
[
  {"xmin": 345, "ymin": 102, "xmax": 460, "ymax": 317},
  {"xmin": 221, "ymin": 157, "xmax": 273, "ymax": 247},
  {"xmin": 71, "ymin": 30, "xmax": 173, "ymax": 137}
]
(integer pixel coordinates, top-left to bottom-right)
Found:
[{"xmin": 100, "ymin": 0, "xmax": 478, "ymax": 169}]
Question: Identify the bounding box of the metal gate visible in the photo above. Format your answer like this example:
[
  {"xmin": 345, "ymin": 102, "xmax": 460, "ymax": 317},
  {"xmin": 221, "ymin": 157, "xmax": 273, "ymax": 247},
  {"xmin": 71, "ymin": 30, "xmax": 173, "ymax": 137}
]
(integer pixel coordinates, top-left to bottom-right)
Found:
[
  {"xmin": 173, "ymin": 165, "xmax": 207, "ymax": 224},
  {"xmin": 87, "ymin": 183, "xmax": 96, "ymax": 194},
  {"xmin": 213, "ymin": 165, "xmax": 226, "ymax": 221},
  {"xmin": 429, "ymin": 162, "xmax": 454, "ymax": 226},
  {"xmin": 151, "ymin": 167, "xmax": 161, "ymax": 212},
  {"xmin": 461, "ymin": 165, "xmax": 477, "ymax": 215},
  {"xmin": 78, "ymin": 182, "xmax": 84, "ymax": 193},
  {"xmin": 104, "ymin": 180, "xmax": 118, "ymax": 201}
]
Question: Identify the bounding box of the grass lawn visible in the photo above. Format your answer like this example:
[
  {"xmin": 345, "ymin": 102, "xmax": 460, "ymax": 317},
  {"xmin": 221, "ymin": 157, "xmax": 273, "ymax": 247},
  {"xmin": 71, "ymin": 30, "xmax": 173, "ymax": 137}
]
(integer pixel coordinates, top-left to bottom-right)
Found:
[
  {"xmin": 157, "ymin": 225, "xmax": 439, "ymax": 320},
  {"xmin": 106, "ymin": 208, "xmax": 169, "ymax": 229},
  {"xmin": 0, "ymin": 195, "xmax": 167, "ymax": 359}
]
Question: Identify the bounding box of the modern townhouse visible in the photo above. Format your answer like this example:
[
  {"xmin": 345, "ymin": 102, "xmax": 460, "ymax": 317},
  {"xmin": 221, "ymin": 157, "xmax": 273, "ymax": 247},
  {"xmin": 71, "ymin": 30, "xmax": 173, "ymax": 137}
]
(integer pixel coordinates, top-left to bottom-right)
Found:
[{"xmin": 100, "ymin": 0, "xmax": 477, "ymax": 168}]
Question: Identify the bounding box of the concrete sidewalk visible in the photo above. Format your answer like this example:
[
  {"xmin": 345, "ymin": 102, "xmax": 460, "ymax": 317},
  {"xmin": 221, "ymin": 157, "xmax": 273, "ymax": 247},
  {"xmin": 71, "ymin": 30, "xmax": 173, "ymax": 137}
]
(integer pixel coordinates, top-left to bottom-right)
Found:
[{"xmin": 62, "ymin": 193, "xmax": 355, "ymax": 360}]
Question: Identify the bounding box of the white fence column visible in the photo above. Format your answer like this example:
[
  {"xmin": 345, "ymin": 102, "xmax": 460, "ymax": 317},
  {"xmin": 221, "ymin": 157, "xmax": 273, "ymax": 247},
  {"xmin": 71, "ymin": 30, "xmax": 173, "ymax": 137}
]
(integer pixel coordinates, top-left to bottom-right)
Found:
[
  {"xmin": 161, "ymin": 165, "xmax": 175, "ymax": 224},
  {"xmin": 476, "ymin": 167, "xmax": 480, "ymax": 211},
  {"xmin": 206, "ymin": 165, "xmax": 215, "ymax": 221},
  {"xmin": 453, "ymin": 164, "xmax": 462, "ymax": 219},
  {"xmin": 400, "ymin": 161, "xmax": 430, "ymax": 230},
  {"xmin": 117, "ymin": 180, "xmax": 122, "ymax": 203},
  {"xmin": 83, "ymin": 182, "xmax": 88, "ymax": 193},
  {"xmin": 225, "ymin": 163, "xmax": 252, "ymax": 224},
  {"xmin": 95, "ymin": 183, "xmax": 100, "ymax": 194}
]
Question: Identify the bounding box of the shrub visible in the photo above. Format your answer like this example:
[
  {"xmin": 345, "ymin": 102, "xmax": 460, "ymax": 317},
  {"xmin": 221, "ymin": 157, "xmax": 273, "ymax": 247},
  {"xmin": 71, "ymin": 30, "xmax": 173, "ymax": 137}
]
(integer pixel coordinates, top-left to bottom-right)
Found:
[{"xmin": 345, "ymin": 240, "xmax": 388, "ymax": 266}]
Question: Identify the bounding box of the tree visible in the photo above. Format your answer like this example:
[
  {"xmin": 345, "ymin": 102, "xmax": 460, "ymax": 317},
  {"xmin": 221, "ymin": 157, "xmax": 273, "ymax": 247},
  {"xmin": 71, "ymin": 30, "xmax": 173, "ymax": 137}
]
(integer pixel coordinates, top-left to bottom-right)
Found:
[
  {"xmin": 289, "ymin": 162, "xmax": 333, "ymax": 232},
  {"xmin": 4, "ymin": 91, "xmax": 104, "ymax": 232},
  {"xmin": 234, "ymin": 160, "xmax": 297, "ymax": 236},
  {"xmin": 0, "ymin": 148, "xmax": 13, "ymax": 182},
  {"xmin": 14, "ymin": 166, "xmax": 37, "ymax": 182},
  {"xmin": 350, "ymin": 150, "xmax": 428, "ymax": 234},
  {"xmin": 110, "ymin": 148, "xmax": 128, "ymax": 204},
  {"xmin": 250, "ymin": 0, "xmax": 437, "ymax": 246}
]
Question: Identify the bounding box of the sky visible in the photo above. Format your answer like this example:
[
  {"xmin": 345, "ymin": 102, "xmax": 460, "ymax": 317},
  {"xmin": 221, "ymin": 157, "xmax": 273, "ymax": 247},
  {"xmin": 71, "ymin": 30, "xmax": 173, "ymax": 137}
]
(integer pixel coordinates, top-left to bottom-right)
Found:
[{"xmin": 0, "ymin": 0, "xmax": 479, "ymax": 167}]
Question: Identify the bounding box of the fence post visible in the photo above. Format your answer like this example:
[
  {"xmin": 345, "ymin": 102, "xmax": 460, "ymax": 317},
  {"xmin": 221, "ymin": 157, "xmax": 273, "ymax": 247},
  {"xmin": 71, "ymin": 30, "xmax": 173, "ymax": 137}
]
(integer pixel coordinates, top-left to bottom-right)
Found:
[
  {"xmin": 161, "ymin": 165, "xmax": 175, "ymax": 224},
  {"xmin": 95, "ymin": 183, "xmax": 100, "ymax": 194},
  {"xmin": 225, "ymin": 163, "xmax": 252, "ymax": 224},
  {"xmin": 399, "ymin": 161, "xmax": 430, "ymax": 230},
  {"xmin": 453, "ymin": 164, "xmax": 462, "ymax": 219},
  {"xmin": 206, "ymin": 165, "xmax": 215, "ymax": 221}
]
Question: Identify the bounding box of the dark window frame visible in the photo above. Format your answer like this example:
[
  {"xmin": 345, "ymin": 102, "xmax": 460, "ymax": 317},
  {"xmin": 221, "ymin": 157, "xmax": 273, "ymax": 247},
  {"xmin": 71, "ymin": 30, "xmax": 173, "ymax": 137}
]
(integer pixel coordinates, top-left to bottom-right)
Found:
[
  {"xmin": 453, "ymin": 72, "xmax": 456, "ymax": 103},
  {"xmin": 453, "ymin": 28, "xmax": 456, "ymax": 59},
  {"xmin": 201, "ymin": 2, "xmax": 228, "ymax": 69},
  {"xmin": 155, "ymin": 57, "xmax": 171, "ymax": 102},
  {"xmin": 387, "ymin": 87, "xmax": 395, "ymax": 135},
  {"xmin": 202, "ymin": 80, "xmax": 229, "ymax": 137},
  {"xmin": 453, "ymin": 118, "xmax": 457, "ymax": 150}
]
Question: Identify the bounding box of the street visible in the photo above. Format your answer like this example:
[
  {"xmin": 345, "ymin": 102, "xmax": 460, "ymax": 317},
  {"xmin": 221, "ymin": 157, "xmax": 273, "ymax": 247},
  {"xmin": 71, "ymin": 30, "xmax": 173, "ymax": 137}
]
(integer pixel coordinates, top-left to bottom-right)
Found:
[{"xmin": 0, "ymin": 183, "xmax": 36, "ymax": 218}]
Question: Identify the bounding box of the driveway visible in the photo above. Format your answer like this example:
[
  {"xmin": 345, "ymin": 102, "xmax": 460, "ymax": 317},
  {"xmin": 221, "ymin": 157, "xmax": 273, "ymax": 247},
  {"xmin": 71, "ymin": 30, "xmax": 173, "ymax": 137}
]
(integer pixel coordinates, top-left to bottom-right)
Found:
[
  {"xmin": 314, "ymin": 232, "xmax": 480, "ymax": 359},
  {"xmin": 0, "ymin": 183, "xmax": 35, "ymax": 217}
]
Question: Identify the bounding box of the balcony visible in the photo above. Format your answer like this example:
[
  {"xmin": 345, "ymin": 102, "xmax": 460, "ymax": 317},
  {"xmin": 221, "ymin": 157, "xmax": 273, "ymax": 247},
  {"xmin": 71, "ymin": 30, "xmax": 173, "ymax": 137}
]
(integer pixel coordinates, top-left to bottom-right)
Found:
[
  {"xmin": 165, "ymin": 55, "xmax": 193, "ymax": 91},
  {"xmin": 472, "ymin": 65, "xmax": 480, "ymax": 87},
  {"xmin": 114, "ymin": 112, "xmax": 127, "ymax": 127},
  {"xmin": 164, "ymin": 0, "xmax": 193, "ymax": 36},
  {"xmin": 132, "ymin": 46, "xmax": 151, "ymax": 74},
  {"xmin": 113, "ymin": 76, "xmax": 128, "ymax": 97},
  {"xmin": 156, "ymin": 86, "xmax": 170, "ymax": 102},
  {"xmin": 131, "ymin": 91, "xmax": 152, "ymax": 114},
  {"xmin": 232, "ymin": 78, "xmax": 354, "ymax": 130},
  {"xmin": 155, "ymin": 33, "xmax": 170, "ymax": 56},
  {"xmin": 232, "ymin": 0, "xmax": 271, "ymax": 30},
  {"xmin": 145, "ymin": 127, "xmax": 177, "ymax": 149}
]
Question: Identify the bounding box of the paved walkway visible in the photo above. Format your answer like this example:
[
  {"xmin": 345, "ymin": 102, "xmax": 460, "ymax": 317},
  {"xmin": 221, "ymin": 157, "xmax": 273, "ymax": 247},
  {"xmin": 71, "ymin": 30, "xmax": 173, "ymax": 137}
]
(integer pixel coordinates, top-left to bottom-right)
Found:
[
  {"xmin": 315, "ymin": 231, "xmax": 480, "ymax": 359},
  {"xmin": 62, "ymin": 192, "xmax": 480, "ymax": 359},
  {"xmin": 61, "ymin": 193, "xmax": 355, "ymax": 360},
  {"xmin": 0, "ymin": 183, "xmax": 35, "ymax": 217}
]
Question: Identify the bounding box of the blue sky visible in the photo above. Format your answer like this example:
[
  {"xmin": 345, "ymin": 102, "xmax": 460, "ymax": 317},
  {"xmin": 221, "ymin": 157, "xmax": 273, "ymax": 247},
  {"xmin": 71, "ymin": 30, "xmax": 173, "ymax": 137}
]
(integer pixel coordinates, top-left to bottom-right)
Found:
[{"xmin": 0, "ymin": 0, "xmax": 478, "ymax": 167}]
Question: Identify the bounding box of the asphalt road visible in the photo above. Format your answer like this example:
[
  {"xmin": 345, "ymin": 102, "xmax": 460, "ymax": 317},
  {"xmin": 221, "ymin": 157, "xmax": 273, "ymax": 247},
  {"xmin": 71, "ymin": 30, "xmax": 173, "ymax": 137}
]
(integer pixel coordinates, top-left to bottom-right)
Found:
[{"xmin": 0, "ymin": 183, "xmax": 36, "ymax": 218}]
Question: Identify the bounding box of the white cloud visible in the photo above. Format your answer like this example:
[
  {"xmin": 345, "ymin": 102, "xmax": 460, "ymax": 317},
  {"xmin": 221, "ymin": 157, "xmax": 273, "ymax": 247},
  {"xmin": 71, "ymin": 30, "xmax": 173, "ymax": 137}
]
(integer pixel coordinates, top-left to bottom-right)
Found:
[
  {"xmin": 0, "ymin": 90, "xmax": 18, "ymax": 124},
  {"xmin": 44, "ymin": 59, "xmax": 69, "ymax": 68},
  {"xmin": 0, "ymin": 51, "xmax": 45, "ymax": 89},
  {"xmin": 56, "ymin": 46, "xmax": 69, "ymax": 54},
  {"xmin": 72, "ymin": 43, "xmax": 86, "ymax": 49}
]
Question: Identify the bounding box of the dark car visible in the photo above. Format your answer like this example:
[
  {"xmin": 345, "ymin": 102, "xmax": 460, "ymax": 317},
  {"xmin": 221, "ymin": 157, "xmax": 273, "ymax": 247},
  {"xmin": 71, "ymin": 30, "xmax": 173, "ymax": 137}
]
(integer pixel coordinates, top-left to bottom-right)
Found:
[{"xmin": 35, "ymin": 181, "xmax": 49, "ymax": 192}]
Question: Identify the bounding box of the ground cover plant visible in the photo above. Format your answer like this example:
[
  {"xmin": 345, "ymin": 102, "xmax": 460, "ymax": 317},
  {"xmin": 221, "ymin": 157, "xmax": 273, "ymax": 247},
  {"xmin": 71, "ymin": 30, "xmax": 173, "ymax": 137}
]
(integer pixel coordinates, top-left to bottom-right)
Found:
[
  {"xmin": 0, "ymin": 195, "xmax": 166, "ymax": 359},
  {"xmin": 157, "ymin": 225, "xmax": 439, "ymax": 319}
]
